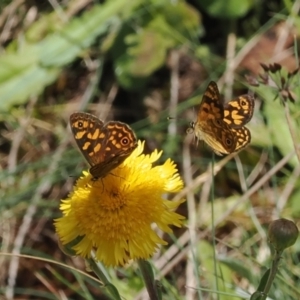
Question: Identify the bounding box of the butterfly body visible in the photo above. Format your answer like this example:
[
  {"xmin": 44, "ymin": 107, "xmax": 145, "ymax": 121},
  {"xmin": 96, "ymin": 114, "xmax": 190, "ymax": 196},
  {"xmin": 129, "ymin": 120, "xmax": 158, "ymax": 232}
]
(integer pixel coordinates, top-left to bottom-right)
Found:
[
  {"xmin": 189, "ymin": 81, "xmax": 254, "ymax": 155},
  {"xmin": 70, "ymin": 112, "xmax": 137, "ymax": 179}
]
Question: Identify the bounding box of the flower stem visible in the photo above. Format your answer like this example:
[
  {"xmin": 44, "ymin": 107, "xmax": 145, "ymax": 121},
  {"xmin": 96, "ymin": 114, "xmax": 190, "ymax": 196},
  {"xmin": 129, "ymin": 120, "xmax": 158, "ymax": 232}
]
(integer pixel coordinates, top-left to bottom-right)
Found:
[
  {"xmin": 86, "ymin": 257, "xmax": 122, "ymax": 300},
  {"xmin": 137, "ymin": 259, "xmax": 161, "ymax": 300},
  {"xmin": 261, "ymin": 250, "xmax": 282, "ymax": 299},
  {"xmin": 283, "ymin": 103, "xmax": 300, "ymax": 162}
]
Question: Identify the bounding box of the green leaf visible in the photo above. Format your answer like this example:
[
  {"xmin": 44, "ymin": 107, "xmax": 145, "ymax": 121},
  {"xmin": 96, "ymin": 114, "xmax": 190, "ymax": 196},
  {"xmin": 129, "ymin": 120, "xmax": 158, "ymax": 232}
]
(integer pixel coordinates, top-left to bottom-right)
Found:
[
  {"xmin": 114, "ymin": 47, "xmax": 149, "ymax": 89},
  {"xmin": 263, "ymin": 91, "xmax": 299, "ymax": 167},
  {"xmin": 0, "ymin": 0, "xmax": 141, "ymax": 112},
  {"xmin": 288, "ymin": 188, "xmax": 300, "ymax": 217},
  {"xmin": 195, "ymin": 0, "xmax": 254, "ymax": 19},
  {"xmin": 219, "ymin": 257, "xmax": 255, "ymax": 284},
  {"xmin": 157, "ymin": 0, "xmax": 201, "ymax": 39},
  {"xmin": 256, "ymin": 268, "xmax": 271, "ymax": 292},
  {"xmin": 197, "ymin": 240, "xmax": 236, "ymax": 300},
  {"xmin": 248, "ymin": 111, "xmax": 272, "ymax": 148},
  {"xmin": 137, "ymin": 260, "xmax": 161, "ymax": 300},
  {"xmin": 113, "ymin": 0, "xmax": 201, "ymax": 88},
  {"xmin": 127, "ymin": 29, "xmax": 171, "ymax": 76},
  {"xmin": 0, "ymin": 53, "xmax": 60, "ymax": 111},
  {"xmin": 250, "ymin": 291, "xmax": 266, "ymax": 300},
  {"xmin": 104, "ymin": 283, "xmax": 123, "ymax": 300},
  {"xmin": 114, "ymin": 17, "xmax": 174, "ymax": 87}
]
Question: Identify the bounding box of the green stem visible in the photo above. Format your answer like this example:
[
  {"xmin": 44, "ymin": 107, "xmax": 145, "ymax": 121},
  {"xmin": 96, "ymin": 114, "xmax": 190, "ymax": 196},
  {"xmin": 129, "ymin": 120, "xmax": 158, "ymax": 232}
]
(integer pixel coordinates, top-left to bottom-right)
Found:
[
  {"xmin": 137, "ymin": 259, "xmax": 161, "ymax": 300},
  {"xmin": 261, "ymin": 250, "xmax": 283, "ymax": 299},
  {"xmin": 283, "ymin": 103, "xmax": 300, "ymax": 163},
  {"xmin": 86, "ymin": 257, "xmax": 122, "ymax": 300}
]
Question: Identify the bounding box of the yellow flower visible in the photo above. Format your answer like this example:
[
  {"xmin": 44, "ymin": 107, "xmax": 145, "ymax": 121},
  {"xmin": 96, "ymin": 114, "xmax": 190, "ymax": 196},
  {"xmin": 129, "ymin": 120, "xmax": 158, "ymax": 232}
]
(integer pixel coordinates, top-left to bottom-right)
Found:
[{"xmin": 55, "ymin": 141, "xmax": 185, "ymax": 266}]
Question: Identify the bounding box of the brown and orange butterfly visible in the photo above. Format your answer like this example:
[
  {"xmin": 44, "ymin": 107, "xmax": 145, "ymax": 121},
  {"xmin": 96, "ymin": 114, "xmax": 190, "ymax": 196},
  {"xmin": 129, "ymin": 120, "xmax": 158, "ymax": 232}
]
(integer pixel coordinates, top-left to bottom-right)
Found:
[
  {"xmin": 70, "ymin": 112, "xmax": 137, "ymax": 180},
  {"xmin": 188, "ymin": 81, "xmax": 255, "ymax": 155}
]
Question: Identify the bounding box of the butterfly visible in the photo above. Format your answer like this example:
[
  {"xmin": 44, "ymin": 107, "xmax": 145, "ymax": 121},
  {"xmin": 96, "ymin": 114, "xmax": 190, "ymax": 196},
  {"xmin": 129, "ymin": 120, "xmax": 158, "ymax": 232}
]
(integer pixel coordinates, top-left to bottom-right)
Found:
[
  {"xmin": 188, "ymin": 81, "xmax": 255, "ymax": 155},
  {"xmin": 70, "ymin": 112, "xmax": 137, "ymax": 180}
]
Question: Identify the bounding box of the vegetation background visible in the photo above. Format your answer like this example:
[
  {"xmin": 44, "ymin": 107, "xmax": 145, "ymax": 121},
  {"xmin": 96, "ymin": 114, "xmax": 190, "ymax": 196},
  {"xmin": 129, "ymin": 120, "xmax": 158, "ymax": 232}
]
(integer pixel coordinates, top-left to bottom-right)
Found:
[{"xmin": 1, "ymin": 0, "xmax": 300, "ymax": 299}]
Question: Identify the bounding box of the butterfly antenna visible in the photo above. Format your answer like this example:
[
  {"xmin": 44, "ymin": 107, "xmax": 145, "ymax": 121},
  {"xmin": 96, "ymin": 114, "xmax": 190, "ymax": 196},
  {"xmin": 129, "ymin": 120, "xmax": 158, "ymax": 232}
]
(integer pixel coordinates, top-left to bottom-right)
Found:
[
  {"xmin": 247, "ymin": 89, "xmax": 255, "ymax": 97},
  {"xmin": 167, "ymin": 116, "xmax": 175, "ymax": 120},
  {"xmin": 109, "ymin": 172, "xmax": 125, "ymax": 180}
]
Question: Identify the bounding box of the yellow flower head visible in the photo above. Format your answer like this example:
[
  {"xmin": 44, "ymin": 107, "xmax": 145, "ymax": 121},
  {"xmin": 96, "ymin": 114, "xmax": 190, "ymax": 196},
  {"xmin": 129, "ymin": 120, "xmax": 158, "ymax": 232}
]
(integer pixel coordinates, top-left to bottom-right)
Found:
[{"xmin": 55, "ymin": 141, "xmax": 185, "ymax": 266}]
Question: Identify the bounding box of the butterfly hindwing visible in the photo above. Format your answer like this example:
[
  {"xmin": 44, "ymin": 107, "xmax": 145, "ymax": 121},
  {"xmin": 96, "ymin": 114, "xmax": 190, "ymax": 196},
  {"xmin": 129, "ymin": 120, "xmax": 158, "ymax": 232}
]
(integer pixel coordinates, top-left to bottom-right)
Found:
[{"xmin": 223, "ymin": 94, "xmax": 255, "ymax": 127}]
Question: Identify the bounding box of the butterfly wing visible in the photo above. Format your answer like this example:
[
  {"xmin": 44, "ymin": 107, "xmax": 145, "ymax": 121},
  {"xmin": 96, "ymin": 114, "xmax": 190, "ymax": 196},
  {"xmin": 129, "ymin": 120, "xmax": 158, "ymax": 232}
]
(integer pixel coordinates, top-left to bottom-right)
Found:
[
  {"xmin": 91, "ymin": 121, "xmax": 137, "ymax": 164},
  {"xmin": 223, "ymin": 94, "xmax": 255, "ymax": 127},
  {"xmin": 197, "ymin": 120, "xmax": 251, "ymax": 155},
  {"xmin": 200, "ymin": 119, "xmax": 238, "ymax": 155},
  {"xmin": 89, "ymin": 120, "xmax": 137, "ymax": 178},
  {"xmin": 197, "ymin": 81, "xmax": 224, "ymax": 123},
  {"xmin": 70, "ymin": 112, "xmax": 106, "ymax": 166},
  {"xmin": 230, "ymin": 126, "xmax": 251, "ymax": 151},
  {"xmin": 193, "ymin": 82, "xmax": 231, "ymax": 154}
]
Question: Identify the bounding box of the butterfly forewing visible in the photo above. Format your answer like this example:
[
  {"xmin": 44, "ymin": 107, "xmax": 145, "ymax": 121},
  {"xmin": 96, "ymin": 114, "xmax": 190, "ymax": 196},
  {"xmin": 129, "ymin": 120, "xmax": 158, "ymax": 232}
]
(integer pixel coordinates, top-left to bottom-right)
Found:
[
  {"xmin": 223, "ymin": 95, "xmax": 255, "ymax": 127},
  {"xmin": 70, "ymin": 112, "xmax": 105, "ymax": 166},
  {"xmin": 198, "ymin": 81, "xmax": 224, "ymax": 122}
]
